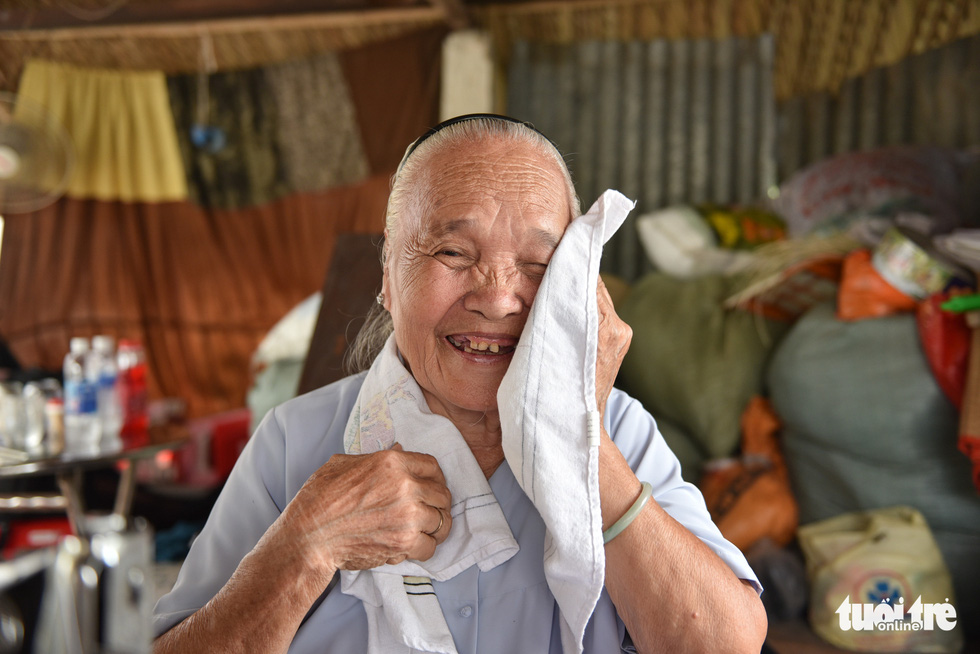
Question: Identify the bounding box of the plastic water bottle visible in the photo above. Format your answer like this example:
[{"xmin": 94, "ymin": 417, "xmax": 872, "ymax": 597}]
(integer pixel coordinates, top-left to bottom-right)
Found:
[
  {"xmin": 64, "ymin": 337, "xmax": 100, "ymax": 455},
  {"xmin": 117, "ymin": 339, "xmax": 149, "ymax": 448},
  {"xmin": 91, "ymin": 335, "xmax": 123, "ymax": 452},
  {"xmin": 45, "ymin": 396, "xmax": 65, "ymax": 456},
  {"xmin": 21, "ymin": 381, "xmax": 47, "ymax": 456}
]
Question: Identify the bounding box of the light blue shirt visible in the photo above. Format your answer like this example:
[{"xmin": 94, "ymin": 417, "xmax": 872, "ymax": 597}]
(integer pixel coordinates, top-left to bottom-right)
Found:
[{"xmin": 154, "ymin": 373, "xmax": 760, "ymax": 653}]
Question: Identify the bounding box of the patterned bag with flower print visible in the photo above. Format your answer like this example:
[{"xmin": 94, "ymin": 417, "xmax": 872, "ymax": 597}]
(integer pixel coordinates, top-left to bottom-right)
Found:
[{"xmin": 798, "ymin": 506, "xmax": 962, "ymax": 653}]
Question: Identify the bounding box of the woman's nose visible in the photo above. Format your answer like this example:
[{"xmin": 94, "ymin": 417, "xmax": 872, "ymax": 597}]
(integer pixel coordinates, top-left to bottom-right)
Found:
[{"xmin": 463, "ymin": 270, "xmax": 526, "ymax": 320}]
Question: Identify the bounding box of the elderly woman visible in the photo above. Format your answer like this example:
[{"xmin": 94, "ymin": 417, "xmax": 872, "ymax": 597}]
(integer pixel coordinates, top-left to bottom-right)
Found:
[{"xmin": 153, "ymin": 115, "xmax": 767, "ymax": 653}]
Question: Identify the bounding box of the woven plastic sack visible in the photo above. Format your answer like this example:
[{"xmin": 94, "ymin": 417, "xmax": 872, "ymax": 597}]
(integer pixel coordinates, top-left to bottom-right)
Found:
[
  {"xmin": 736, "ymin": 255, "xmax": 843, "ymax": 323},
  {"xmin": 799, "ymin": 506, "xmax": 963, "ymax": 653},
  {"xmin": 635, "ymin": 206, "xmax": 752, "ymax": 278},
  {"xmin": 771, "ymin": 147, "xmax": 964, "ymax": 237},
  {"xmin": 652, "ymin": 415, "xmax": 705, "ymax": 485},
  {"xmin": 617, "ymin": 273, "xmax": 788, "ymax": 460}
]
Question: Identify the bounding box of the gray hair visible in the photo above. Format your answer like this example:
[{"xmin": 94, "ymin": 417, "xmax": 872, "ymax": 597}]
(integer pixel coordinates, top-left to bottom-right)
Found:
[{"xmin": 345, "ymin": 117, "xmax": 580, "ymax": 373}]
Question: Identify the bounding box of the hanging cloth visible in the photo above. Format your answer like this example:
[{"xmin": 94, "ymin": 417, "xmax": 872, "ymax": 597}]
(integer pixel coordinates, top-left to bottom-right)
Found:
[
  {"xmin": 263, "ymin": 52, "xmax": 370, "ymax": 194},
  {"xmin": 15, "ymin": 58, "xmax": 188, "ymax": 203},
  {"xmin": 167, "ymin": 65, "xmax": 287, "ymax": 210}
]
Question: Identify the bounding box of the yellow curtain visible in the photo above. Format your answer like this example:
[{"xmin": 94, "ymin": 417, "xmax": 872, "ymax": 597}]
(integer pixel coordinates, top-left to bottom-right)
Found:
[{"xmin": 15, "ymin": 59, "xmax": 188, "ymax": 202}]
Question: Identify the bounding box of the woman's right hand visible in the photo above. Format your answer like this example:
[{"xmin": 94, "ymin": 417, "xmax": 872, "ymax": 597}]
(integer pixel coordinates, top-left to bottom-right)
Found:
[
  {"xmin": 154, "ymin": 443, "xmax": 450, "ymax": 654},
  {"xmin": 277, "ymin": 443, "xmax": 453, "ymax": 576}
]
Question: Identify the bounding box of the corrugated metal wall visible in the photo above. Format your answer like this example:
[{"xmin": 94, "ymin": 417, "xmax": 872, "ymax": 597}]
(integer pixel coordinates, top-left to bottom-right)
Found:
[
  {"xmin": 507, "ymin": 35, "xmax": 777, "ymax": 280},
  {"xmin": 780, "ymin": 32, "xmax": 980, "ymax": 179},
  {"xmin": 506, "ymin": 32, "xmax": 980, "ymax": 281}
]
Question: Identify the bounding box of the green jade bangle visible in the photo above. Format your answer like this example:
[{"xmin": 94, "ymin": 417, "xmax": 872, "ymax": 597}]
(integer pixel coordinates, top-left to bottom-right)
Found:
[{"xmin": 603, "ymin": 481, "xmax": 653, "ymax": 544}]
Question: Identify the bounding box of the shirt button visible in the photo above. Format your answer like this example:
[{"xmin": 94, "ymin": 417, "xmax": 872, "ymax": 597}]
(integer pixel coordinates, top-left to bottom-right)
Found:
[{"xmin": 459, "ymin": 605, "xmax": 473, "ymax": 618}]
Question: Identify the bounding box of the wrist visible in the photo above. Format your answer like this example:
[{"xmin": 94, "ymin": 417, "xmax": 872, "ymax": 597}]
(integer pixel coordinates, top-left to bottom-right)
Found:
[
  {"xmin": 238, "ymin": 536, "xmax": 332, "ymax": 613},
  {"xmin": 597, "ymin": 428, "xmax": 644, "ymax": 530},
  {"xmin": 259, "ymin": 507, "xmax": 338, "ymax": 597},
  {"xmin": 603, "ymin": 481, "xmax": 652, "ymax": 544}
]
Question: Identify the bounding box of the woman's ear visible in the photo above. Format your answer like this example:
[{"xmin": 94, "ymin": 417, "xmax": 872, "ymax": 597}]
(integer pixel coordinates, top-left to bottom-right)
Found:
[{"xmin": 381, "ymin": 229, "xmax": 392, "ymax": 311}]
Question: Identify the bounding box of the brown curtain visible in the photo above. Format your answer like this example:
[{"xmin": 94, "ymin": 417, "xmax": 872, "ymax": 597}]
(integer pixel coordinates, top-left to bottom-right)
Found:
[
  {"xmin": 0, "ymin": 28, "xmax": 443, "ymax": 419},
  {"xmin": 341, "ymin": 26, "xmax": 445, "ymax": 173},
  {"xmin": 0, "ymin": 174, "xmax": 390, "ymax": 418}
]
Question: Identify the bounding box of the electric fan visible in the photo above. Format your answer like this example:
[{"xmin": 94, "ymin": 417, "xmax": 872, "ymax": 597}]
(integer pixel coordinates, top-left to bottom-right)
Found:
[
  {"xmin": 0, "ymin": 92, "xmax": 74, "ymax": 215},
  {"xmin": 0, "ymin": 92, "xmax": 74, "ymax": 268}
]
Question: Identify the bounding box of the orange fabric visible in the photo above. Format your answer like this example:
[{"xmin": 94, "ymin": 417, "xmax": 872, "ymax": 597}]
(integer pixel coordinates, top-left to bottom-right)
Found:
[
  {"xmin": 0, "ymin": 175, "xmax": 390, "ymax": 418},
  {"xmin": 700, "ymin": 396, "xmax": 799, "ymax": 552},
  {"xmin": 837, "ymin": 248, "xmax": 918, "ymax": 321}
]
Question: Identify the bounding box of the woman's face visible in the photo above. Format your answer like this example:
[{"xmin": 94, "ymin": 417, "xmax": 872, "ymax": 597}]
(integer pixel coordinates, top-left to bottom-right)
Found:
[{"xmin": 383, "ymin": 136, "xmax": 572, "ymax": 418}]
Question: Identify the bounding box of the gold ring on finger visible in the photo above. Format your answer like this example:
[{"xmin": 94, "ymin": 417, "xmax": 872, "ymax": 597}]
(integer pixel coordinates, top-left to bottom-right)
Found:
[{"xmin": 424, "ymin": 508, "xmax": 444, "ymax": 537}]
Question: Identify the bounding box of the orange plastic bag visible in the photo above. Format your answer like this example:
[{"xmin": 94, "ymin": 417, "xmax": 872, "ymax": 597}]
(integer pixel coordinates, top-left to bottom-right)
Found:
[
  {"xmin": 837, "ymin": 249, "xmax": 918, "ymax": 321},
  {"xmin": 700, "ymin": 397, "xmax": 799, "ymax": 552}
]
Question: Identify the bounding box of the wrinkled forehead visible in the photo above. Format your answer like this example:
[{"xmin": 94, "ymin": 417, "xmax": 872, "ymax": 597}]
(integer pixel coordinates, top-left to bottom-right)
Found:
[{"xmin": 405, "ymin": 137, "xmax": 573, "ymax": 239}]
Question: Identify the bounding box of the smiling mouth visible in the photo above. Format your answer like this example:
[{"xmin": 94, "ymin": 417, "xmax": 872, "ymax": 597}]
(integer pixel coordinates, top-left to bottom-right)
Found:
[{"xmin": 446, "ymin": 335, "xmax": 517, "ymax": 356}]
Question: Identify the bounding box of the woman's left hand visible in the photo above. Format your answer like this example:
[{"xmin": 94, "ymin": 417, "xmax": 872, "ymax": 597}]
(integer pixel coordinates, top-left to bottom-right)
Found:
[{"xmin": 595, "ymin": 276, "xmax": 632, "ymax": 420}]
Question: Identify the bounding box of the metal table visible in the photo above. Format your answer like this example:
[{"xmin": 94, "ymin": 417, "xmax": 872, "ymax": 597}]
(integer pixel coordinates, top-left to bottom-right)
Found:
[{"xmin": 0, "ymin": 439, "xmax": 184, "ymax": 536}]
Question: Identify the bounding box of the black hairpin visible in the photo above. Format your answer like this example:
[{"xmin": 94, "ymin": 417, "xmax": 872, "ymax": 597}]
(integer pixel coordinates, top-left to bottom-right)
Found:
[{"xmin": 399, "ymin": 113, "xmax": 561, "ymax": 171}]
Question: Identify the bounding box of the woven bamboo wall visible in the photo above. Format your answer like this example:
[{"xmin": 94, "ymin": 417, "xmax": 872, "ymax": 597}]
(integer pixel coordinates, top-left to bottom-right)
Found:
[
  {"xmin": 479, "ymin": 0, "xmax": 980, "ymax": 100},
  {"xmin": 2, "ymin": 1, "xmax": 978, "ymax": 96},
  {"xmin": 0, "ymin": 6, "xmax": 444, "ymax": 90},
  {"xmin": 780, "ymin": 32, "xmax": 980, "ymax": 178}
]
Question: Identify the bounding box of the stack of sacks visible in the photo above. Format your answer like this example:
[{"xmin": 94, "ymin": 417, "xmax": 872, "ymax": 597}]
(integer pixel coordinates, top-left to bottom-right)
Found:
[
  {"xmin": 618, "ymin": 204, "xmax": 790, "ymax": 482},
  {"xmin": 767, "ymin": 301, "xmax": 980, "ymax": 629}
]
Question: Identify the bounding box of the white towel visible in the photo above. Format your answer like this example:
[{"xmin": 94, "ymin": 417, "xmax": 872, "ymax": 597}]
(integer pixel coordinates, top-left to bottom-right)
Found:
[
  {"xmin": 340, "ymin": 189, "xmax": 634, "ymax": 654},
  {"xmin": 498, "ymin": 189, "xmax": 634, "ymax": 654},
  {"xmin": 340, "ymin": 337, "xmax": 520, "ymax": 654}
]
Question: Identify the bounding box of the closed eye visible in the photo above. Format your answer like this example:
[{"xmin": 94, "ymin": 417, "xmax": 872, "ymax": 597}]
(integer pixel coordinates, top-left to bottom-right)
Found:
[
  {"xmin": 521, "ymin": 262, "xmax": 548, "ymax": 277},
  {"xmin": 432, "ymin": 249, "xmax": 473, "ymax": 268}
]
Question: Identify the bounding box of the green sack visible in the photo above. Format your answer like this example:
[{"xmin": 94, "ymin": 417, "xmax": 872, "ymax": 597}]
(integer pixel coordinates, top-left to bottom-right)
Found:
[{"xmin": 617, "ymin": 272, "xmax": 786, "ymax": 459}]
